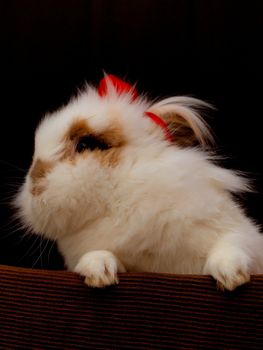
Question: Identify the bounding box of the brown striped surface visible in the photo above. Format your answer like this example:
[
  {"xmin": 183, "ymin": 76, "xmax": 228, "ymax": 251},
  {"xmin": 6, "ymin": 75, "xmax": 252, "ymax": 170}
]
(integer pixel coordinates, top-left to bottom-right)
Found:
[{"xmin": 0, "ymin": 265, "xmax": 263, "ymax": 349}]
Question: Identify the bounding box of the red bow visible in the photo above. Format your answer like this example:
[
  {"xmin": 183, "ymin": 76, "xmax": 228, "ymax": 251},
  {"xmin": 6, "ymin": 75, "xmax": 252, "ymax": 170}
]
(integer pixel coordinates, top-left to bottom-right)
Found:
[
  {"xmin": 98, "ymin": 74, "xmax": 173, "ymax": 142},
  {"xmin": 98, "ymin": 74, "xmax": 138, "ymax": 101}
]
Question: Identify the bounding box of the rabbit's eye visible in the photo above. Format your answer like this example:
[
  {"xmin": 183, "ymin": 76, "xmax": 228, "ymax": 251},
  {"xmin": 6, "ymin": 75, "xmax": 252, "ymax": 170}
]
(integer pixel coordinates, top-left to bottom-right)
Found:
[{"xmin": 76, "ymin": 135, "xmax": 110, "ymax": 153}]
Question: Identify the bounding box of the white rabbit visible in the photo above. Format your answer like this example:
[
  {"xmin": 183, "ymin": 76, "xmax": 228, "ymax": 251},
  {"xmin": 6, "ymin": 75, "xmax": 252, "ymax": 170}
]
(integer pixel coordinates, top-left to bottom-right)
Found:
[{"xmin": 15, "ymin": 74, "xmax": 263, "ymax": 290}]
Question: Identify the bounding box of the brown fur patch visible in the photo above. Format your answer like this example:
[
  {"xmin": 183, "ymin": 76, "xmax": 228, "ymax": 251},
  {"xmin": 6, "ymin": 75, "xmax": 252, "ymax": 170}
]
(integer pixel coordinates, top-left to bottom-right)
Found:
[
  {"xmin": 68, "ymin": 119, "xmax": 91, "ymax": 141},
  {"xmin": 163, "ymin": 113, "xmax": 198, "ymax": 147},
  {"xmin": 61, "ymin": 118, "xmax": 125, "ymax": 167},
  {"xmin": 30, "ymin": 158, "xmax": 53, "ymax": 182},
  {"xmin": 29, "ymin": 158, "xmax": 53, "ymax": 196},
  {"xmin": 91, "ymin": 124, "xmax": 124, "ymax": 167},
  {"xmin": 60, "ymin": 119, "xmax": 92, "ymax": 161},
  {"xmin": 92, "ymin": 147, "xmax": 123, "ymax": 167},
  {"xmin": 99, "ymin": 124, "xmax": 124, "ymax": 148},
  {"xmin": 31, "ymin": 184, "xmax": 46, "ymax": 196}
]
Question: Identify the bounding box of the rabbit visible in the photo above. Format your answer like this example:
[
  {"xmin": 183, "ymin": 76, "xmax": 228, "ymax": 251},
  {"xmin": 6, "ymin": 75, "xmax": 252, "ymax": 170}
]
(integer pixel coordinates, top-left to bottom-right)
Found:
[{"xmin": 15, "ymin": 74, "xmax": 263, "ymax": 291}]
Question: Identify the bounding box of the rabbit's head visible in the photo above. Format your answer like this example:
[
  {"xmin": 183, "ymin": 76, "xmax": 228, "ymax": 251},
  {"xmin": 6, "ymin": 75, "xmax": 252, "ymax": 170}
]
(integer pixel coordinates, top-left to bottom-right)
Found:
[{"xmin": 15, "ymin": 75, "xmax": 212, "ymax": 239}]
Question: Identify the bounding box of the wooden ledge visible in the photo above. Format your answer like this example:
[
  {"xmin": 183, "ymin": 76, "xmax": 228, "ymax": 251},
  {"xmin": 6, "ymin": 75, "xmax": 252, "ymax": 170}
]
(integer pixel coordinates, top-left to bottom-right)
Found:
[{"xmin": 1, "ymin": 265, "xmax": 263, "ymax": 349}]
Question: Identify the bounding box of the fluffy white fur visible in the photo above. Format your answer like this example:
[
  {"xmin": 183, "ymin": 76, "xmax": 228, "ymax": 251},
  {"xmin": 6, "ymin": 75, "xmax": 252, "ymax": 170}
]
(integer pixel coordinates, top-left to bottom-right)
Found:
[{"xmin": 15, "ymin": 78, "xmax": 263, "ymax": 291}]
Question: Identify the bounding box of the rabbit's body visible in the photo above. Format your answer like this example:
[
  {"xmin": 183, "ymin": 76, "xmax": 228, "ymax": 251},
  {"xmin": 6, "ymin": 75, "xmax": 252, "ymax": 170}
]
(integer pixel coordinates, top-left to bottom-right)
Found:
[{"xmin": 16, "ymin": 75, "xmax": 263, "ymax": 290}]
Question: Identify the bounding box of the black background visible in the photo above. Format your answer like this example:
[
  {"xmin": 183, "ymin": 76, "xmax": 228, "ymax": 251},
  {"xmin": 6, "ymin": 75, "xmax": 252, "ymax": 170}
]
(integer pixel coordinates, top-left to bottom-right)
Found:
[{"xmin": 1, "ymin": 0, "xmax": 263, "ymax": 269}]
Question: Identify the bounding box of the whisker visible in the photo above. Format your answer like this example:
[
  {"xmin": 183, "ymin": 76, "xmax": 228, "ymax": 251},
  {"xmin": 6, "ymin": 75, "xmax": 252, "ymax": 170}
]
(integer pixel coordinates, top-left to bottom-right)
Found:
[
  {"xmin": 18, "ymin": 235, "xmax": 41, "ymax": 263},
  {"xmin": 1, "ymin": 183, "xmax": 23, "ymax": 188},
  {"xmin": 47, "ymin": 240, "xmax": 56, "ymax": 264},
  {"xmin": 0, "ymin": 219, "xmax": 25, "ymax": 239},
  {"xmin": 32, "ymin": 238, "xmax": 50, "ymax": 268},
  {"xmin": 2, "ymin": 179, "xmax": 25, "ymax": 183},
  {"xmin": 0, "ymin": 159, "xmax": 27, "ymax": 173},
  {"xmin": 0, "ymin": 186, "xmax": 23, "ymax": 199},
  {"xmin": 0, "ymin": 198, "xmax": 17, "ymax": 206}
]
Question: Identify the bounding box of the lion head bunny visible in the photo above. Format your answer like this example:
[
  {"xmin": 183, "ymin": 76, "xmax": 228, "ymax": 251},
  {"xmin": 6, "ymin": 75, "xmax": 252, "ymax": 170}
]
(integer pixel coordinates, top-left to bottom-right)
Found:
[{"xmin": 15, "ymin": 74, "xmax": 263, "ymax": 290}]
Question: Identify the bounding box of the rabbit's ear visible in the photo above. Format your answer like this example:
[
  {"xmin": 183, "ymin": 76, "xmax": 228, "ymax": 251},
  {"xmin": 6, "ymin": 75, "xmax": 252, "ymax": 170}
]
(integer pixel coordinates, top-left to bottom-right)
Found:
[
  {"xmin": 98, "ymin": 74, "xmax": 138, "ymax": 101},
  {"xmin": 147, "ymin": 97, "xmax": 214, "ymax": 148}
]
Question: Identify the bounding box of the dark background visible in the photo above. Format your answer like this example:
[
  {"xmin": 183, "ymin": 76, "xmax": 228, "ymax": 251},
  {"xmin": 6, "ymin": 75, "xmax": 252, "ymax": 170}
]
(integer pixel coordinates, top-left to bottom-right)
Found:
[{"xmin": 1, "ymin": 0, "xmax": 262, "ymax": 269}]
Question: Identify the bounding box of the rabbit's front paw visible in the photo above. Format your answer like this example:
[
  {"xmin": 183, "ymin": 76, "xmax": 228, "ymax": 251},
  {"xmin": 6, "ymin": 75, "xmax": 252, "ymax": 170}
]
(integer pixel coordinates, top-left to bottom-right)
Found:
[
  {"xmin": 74, "ymin": 250, "xmax": 121, "ymax": 288},
  {"xmin": 204, "ymin": 248, "xmax": 251, "ymax": 291}
]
